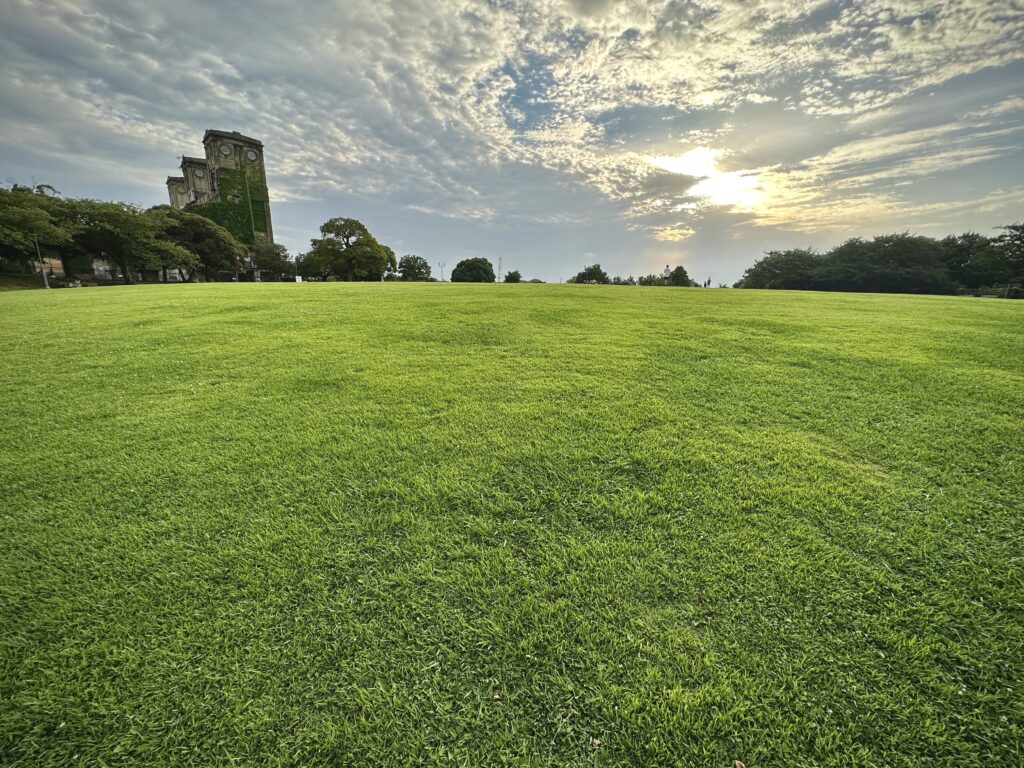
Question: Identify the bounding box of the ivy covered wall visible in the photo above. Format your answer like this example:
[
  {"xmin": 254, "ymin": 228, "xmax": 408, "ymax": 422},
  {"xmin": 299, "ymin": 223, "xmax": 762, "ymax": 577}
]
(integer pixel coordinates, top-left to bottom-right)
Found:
[{"xmin": 186, "ymin": 166, "xmax": 271, "ymax": 246}]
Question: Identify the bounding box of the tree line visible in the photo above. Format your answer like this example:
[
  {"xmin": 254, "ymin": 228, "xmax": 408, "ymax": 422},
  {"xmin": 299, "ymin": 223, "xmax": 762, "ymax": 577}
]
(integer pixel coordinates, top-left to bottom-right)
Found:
[
  {"xmin": 0, "ymin": 184, "xmax": 293, "ymax": 283},
  {"xmin": 294, "ymin": 219, "xmax": 526, "ymax": 283},
  {"xmin": 0, "ymin": 186, "xmax": 527, "ymax": 287},
  {"xmin": 7, "ymin": 182, "xmax": 1019, "ymax": 295},
  {"xmin": 735, "ymin": 229, "xmax": 1023, "ymax": 296},
  {"xmin": 567, "ymin": 263, "xmax": 698, "ymax": 286}
]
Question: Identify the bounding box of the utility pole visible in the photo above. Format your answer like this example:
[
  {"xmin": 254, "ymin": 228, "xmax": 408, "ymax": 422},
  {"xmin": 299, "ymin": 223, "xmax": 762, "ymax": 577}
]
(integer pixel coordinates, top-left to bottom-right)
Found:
[
  {"xmin": 34, "ymin": 236, "xmax": 50, "ymax": 289},
  {"xmin": 439, "ymin": 262, "xmax": 446, "ymax": 282},
  {"xmin": 498, "ymin": 256, "xmax": 503, "ymax": 283}
]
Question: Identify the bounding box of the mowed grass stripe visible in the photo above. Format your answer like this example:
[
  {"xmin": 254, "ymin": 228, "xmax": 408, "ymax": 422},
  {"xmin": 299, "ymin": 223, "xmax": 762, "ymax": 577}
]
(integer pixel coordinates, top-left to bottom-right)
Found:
[{"xmin": 1, "ymin": 283, "xmax": 1021, "ymax": 766}]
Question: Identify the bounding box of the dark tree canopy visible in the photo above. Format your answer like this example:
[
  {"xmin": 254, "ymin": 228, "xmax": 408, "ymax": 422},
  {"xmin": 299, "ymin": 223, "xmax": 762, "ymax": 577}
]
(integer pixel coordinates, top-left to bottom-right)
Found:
[
  {"xmin": 451, "ymin": 257, "xmax": 495, "ymax": 283},
  {"xmin": 735, "ymin": 249, "xmax": 820, "ymax": 290},
  {"xmin": 818, "ymin": 234, "xmax": 953, "ymax": 294},
  {"xmin": 732, "ymin": 232, "xmax": 1022, "ymax": 295},
  {"xmin": 939, "ymin": 233, "xmax": 1000, "ymax": 289},
  {"xmin": 570, "ymin": 264, "xmax": 610, "ymax": 284},
  {"xmin": 398, "ymin": 254, "xmax": 432, "ymax": 281},
  {"xmin": 504, "ymin": 269, "xmax": 522, "ymax": 283},
  {"xmin": 994, "ymin": 223, "xmax": 1024, "ymax": 285}
]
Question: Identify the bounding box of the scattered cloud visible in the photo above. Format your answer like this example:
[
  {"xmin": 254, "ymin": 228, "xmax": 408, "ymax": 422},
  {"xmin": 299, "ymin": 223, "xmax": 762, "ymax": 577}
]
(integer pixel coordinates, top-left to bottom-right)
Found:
[{"xmin": 655, "ymin": 226, "xmax": 695, "ymax": 242}]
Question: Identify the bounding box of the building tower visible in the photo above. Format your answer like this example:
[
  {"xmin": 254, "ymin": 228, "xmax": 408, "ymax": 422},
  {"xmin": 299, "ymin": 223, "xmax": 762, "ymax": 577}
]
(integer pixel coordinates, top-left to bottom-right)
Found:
[
  {"xmin": 166, "ymin": 176, "xmax": 188, "ymax": 209},
  {"xmin": 202, "ymin": 129, "xmax": 274, "ymax": 243},
  {"xmin": 180, "ymin": 156, "xmax": 212, "ymax": 205}
]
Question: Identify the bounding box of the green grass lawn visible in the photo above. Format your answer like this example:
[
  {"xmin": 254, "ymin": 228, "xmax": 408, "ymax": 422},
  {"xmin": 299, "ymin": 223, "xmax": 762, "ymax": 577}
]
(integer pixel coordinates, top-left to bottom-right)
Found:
[{"xmin": 1, "ymin": 283, "xmax": 1021, "ymax": 766}]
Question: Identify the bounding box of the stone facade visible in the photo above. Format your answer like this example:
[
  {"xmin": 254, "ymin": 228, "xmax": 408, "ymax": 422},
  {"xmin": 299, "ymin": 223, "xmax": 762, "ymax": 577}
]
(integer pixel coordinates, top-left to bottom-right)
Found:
[
  {"xmin": 165, "ymin": 176, "xmax": 188, "ymax": 209},
  {"xmin": 179, "ymin": 156, "xmax": 212, "ymax": 204},
  {"xmin": 166, "ymin": 129, "xmax": 273, "ymax": 244}
]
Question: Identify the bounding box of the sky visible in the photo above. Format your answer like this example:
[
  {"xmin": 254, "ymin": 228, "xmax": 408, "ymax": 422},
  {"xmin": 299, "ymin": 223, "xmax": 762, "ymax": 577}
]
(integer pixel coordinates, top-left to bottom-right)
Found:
[{"xmin": 1, "ymin": 0, "xmax": 1022, "ymax": 283}]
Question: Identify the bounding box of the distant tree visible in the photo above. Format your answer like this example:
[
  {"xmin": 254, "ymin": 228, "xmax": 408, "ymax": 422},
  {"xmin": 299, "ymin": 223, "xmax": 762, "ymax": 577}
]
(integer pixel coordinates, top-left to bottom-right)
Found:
[
  {"xmin": 667, "ymin": 265, "xmax": 692, "ymax": 286},
  {"xmin": 398, "ymin": 254, "xmax": 432, "ymax": 281},
  {"xmin": 611, "ymin": 275, "xmax": 636, "ymax": 285},
  {"xmin": 637, "ymin": 274, "xmax": 663, "ymax": 286},
  {"xmin": 570, "ymin": 264, "xmax": 610, "ymax": 284},
  {"xmin": 303, "ymin": 217, "xmax": 393, "ymax": 281},
  {"xmin": 451, "ymin": 257, "xmax": 496, "ymax": 283},
  {"xmin": 735, "ymin": 249, "xmax": 820, "ymax": 289},
  {"xmin": 251, "ymin": 235, "xmax": 292, "ymax": 280},
  {"xmin": 504, "ymin": 269, "xmax": 522, "ymax": 283}
]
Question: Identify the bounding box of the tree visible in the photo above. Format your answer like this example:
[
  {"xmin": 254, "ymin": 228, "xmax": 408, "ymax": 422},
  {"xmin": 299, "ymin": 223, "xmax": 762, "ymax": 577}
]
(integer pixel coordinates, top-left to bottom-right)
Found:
[
  {"xmin": 303, "ymin": 217, "xmax": 392, "ymax": 281},
  {"xmin": 251, "ymin": 235, "xmax": 292, "ymax": 280},
  {"xmin": 735, "ymin": 249, "xmax": 820, "ymax": 289},
  {"xmin": 150, "ymin": 205, "xmax": 246, "ymax": 281},
  {"xmin": 993, "ymin": 223, "xmax": 1024, "ymax": 287},
  {"xmin": 0, "ymin": 185, "xmax": 73, "ymax": 273},
  {"xmin": 570, "ymin": 264, "xmax": 609, "ymax": 284},
  {"xmin": 451, "ymin": 257, "xmax": 495, "ymax": 283},
  {"xmin": 504, "ymin": 269, "xmax": 522, "ymax": 283},
  {"xmin": 939, "ymin": 233, "xmax": 999, "ymax": 289},
  {"xmin": 637, "ymin": 274, "xmax": 663, "ymax": 286},
  {"xmin": 64, "ymin": 200, "xmax": 164, "ymax": 284},
  {"xmin": 142, "ymin": 207, "xmax": 199, "ymax": 281},
  {"xmin": 398, "ymin": 254, "xmax": 432, "ymax": 281},
  {"xmin": 818, "ymin": 234, "xmax": 953, "ymax": 294},
  {"xmin": 382, "ymin": 245, "xmax": 398, "ymax": 281},
  {"xmin": 667, "ymin": 265, "xmax": 692, "ymax": 286}
]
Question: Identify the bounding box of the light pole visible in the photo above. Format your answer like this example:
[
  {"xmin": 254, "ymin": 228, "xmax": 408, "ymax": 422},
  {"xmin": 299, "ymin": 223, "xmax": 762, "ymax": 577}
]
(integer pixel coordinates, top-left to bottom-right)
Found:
[{"xmin": 33, "ymin": 236, "xmax": 50, "ymax": 289}]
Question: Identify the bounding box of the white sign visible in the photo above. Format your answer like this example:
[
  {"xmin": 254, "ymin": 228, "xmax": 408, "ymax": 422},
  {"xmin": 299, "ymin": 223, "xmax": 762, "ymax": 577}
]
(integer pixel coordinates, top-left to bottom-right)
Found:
[{"xmin": 295, "ymin": 276, "xmax": 303, "ymax": 283}]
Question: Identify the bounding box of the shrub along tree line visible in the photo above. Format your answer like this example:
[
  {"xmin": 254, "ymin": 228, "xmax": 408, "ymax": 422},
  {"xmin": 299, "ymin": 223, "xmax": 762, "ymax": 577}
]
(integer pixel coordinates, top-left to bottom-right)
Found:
[
  {"xmin": 0, "ymin": 184, "xmax": 296, "ymax": 283},
  {"xmin": 735, "ymin": 229, "xmax": 1024, "ymax": 296}
]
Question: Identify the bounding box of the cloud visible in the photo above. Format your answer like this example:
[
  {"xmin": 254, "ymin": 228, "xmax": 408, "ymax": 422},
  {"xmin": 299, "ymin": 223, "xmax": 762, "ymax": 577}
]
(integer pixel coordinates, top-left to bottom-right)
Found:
[{"xmin": 655, "ymin": 226, "xmax": 695, "ymax": 241}]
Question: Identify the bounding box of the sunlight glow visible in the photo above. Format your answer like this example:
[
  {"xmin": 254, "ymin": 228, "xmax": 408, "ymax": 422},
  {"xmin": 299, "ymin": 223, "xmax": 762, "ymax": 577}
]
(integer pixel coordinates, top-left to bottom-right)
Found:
[
  {"xmin": 649, "ymin": 148, "xmax": 721, "ymax": 178},
  {"xmin": 649, "ymin": 148, "xmax": 763, "ymax": 210}
]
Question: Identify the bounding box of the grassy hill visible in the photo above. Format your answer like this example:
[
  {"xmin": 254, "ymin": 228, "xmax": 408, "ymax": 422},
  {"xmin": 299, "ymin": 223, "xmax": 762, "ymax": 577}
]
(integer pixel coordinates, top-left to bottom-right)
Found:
[{"xmin": 1, "ymin": 283, "xmax": 1021, "ymax": 766}]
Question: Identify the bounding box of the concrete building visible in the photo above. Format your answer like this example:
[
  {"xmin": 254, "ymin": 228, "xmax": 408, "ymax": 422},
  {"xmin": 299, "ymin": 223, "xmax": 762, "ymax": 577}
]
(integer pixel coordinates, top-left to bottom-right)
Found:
[
  {"xmin": 165, "ymin": 176, "xmax": 188, "ymax": 209},
  {"xmin": 166, "ymin": 129, "xmax": 273, "ymax": 244}
]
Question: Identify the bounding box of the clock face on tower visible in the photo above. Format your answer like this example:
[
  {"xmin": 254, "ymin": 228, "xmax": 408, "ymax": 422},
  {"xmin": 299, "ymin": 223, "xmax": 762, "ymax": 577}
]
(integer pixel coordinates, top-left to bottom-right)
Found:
[
  {"xmin": 220, "ymin": 144, "xmax": 232, "ymax": 156},
  {"xmin": 246, "ymin": 149, "xmax": 258, "ymax": 161},
  {"xmin": 194, "ymin": 169, "xmax": 205, "ymax": 178}
]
